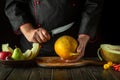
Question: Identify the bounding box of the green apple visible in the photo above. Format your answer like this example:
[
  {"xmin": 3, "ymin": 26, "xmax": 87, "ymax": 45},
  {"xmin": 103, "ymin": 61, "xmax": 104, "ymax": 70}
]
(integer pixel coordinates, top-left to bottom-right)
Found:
[
  {"xmin": 12, "ymin": 48, "xmax": 25, "ymax": 60},
  {"xmin": 2, "ymin": 43, "xmax": 13, "ymax": 53}
]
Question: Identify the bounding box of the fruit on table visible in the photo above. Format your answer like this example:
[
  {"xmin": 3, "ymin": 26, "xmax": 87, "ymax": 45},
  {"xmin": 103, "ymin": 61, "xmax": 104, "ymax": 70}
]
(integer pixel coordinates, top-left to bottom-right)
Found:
[
  {"xmin": 112, "ymin": 64, "xmax": 120, "ymax": 71},
  {"xmin": 25, "ymin": 43, "xmax": 40, "ymax": 60},
  {"xmin": 11, "ymin": 48, "xmax": 25, "ymax": 60},
  {"xmin": 103, "ymin": 64, "xmax": 110, "ymax": 70},
  {"xmin": 103, "ymin": 61, "xmax": 113, "ymax": 70},
  {"xmin": 0, "ymin": 51, "xmax": 12, "ymax": 60},
  {"xmin": 1, "ymin": 43, "xmax": 40, "ymax": 60},
  {"xmin": 98, "ymin": 44, "xmax": 120, "ymax": 63},
  {"xmin": 2, "ymin": 43, "xmax": 13, "ymax": 53},
  {"xmin": 23, "ymin": 49, "xmax": 32, "ymax": 59},
  {"xmin": 54, "ymin": 35, "xmax": 79, "ymax": 60}
]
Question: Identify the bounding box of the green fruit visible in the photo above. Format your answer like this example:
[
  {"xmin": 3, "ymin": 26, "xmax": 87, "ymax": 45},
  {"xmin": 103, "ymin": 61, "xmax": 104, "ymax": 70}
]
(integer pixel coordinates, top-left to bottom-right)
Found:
[
  {"xmin": 28, "ymin": 43, "xmax": 40, "ymax": 59},
  {"xmin": 98, "ymin": 44, "xmax": 120, "ymax": 63},
  {"xmin": 31, "ymin": 43, "xmax": 40, "ymax": 55},
  {"xmin": 23, "ymin": 49, "xmax": 32, "ymax": 60},
  {"xmin": 12, "ymin": 48, "xmax": 25, "ymax": 60},
  {"xmin": 2, "ymin": 43, "xmax": 13, "ymax": 53}
]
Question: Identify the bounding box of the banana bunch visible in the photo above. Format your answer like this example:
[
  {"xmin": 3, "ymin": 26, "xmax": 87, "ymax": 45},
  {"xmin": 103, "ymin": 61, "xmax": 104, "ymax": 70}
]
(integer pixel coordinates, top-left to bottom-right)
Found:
[{"xmin": 2, "ymin": 43, "xmax": 40, "ymax": 60}]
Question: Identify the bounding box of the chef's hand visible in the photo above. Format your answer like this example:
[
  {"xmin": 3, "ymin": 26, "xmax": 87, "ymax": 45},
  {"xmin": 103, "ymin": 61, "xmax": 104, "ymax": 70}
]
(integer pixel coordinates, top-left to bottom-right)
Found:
[
  {"xmin": 64, "ymin": 34, "xmax": 90, "ymax": 63},
  {"xmin": 20, "ymin": 23, "xmax": 51, "ymax": 43}
]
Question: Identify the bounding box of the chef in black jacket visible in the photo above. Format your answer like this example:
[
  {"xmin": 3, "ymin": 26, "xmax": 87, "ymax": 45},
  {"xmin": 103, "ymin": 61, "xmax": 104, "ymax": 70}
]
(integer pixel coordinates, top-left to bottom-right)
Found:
[{"xmin": 5, "ymin": 0, "xmax": 103, "ymax": 62}]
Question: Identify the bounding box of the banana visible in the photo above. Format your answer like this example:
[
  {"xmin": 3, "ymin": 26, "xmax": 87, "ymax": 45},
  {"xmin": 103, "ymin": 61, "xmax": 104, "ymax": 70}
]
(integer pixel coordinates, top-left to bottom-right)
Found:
[{"xmin": 2, "ymin": 43, "xmax": 13, "ymax": 53}]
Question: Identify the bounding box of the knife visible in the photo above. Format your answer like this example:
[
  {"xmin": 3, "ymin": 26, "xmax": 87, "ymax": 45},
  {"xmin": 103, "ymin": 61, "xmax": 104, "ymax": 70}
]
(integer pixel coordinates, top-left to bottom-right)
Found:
[{"xmin": 49, "ymin": 22, "xmax": 74, "ymax": 36}]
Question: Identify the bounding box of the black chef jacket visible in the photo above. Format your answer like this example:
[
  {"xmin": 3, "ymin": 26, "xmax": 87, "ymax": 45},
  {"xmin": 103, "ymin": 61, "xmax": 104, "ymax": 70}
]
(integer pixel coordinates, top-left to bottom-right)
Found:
[{"xmin": 5, "ymin": 0, "xmax": 103, "ymax": 56}]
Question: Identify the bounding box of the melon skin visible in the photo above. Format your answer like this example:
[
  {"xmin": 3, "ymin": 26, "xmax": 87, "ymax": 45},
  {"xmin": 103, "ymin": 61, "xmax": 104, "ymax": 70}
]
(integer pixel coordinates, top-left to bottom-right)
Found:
[
  {"xmin": 99, "ymin": 44, "xmax": 120, "ymax": 63},
  {"xmin": 54, "ymin": 35, "xmax": 78, "ymax": 60}
]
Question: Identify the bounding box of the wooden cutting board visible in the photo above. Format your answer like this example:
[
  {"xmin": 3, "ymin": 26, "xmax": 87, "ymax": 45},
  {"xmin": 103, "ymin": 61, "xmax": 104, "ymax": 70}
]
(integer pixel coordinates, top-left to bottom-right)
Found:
[{"xmin": 35, "ymin": 57, "xmax": 106, "ymax": 68}]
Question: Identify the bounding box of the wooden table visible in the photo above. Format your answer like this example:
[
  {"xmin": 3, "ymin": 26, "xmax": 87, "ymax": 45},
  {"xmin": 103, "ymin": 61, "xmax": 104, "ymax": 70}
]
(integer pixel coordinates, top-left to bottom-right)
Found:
[{"xmin": 0, "ymin": 57, "xmax": 120, "ymax": 80}]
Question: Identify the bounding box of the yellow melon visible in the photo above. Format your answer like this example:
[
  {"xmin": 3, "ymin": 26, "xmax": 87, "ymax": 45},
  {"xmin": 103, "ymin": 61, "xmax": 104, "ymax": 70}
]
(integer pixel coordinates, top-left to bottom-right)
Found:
[{"xmin": 54, "ymin": 35, "xmax": 79, "ymax": 60}]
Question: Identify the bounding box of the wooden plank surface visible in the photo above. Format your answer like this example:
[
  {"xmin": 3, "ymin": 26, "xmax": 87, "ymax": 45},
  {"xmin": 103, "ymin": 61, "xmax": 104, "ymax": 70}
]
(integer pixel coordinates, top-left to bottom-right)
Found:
[
  {"xmin": 6, "ymin": 67, "xmax": 31, "ymax": 80},
  {"xmin": 0, "ymin": 66, "xmax": 13, "ymax": 80},
  {"xmin": 0, "ymin": 57, "xmax": 120, "ymax": 80}
]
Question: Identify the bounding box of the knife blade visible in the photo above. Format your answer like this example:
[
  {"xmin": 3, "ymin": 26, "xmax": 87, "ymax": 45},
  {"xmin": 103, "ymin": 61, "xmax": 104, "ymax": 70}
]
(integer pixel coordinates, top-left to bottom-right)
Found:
[{"xmin": 50, "ymin": 22, "xmax": 74, "ymax": 36}]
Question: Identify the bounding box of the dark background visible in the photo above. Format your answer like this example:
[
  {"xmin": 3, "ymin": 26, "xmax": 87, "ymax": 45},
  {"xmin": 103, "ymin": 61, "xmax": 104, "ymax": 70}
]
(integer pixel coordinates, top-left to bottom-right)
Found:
[
  {"xmin": 0, "ymin": 0, "xmax": 119, "ymax": 57},
  {"xmin": 0, "ymin": 0, "xmax": 19, "ymax": 50},
  {"xmin": 99, "ymin": 0, "xmax": 120, "ymax": 45}
]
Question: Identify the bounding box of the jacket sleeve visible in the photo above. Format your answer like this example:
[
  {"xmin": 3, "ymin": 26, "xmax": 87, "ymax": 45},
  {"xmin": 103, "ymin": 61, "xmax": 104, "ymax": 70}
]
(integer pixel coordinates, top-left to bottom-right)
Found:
[
  {"xmin": 5, "ymin": 0, "xmax": 33, "ymax": 33},
  {"xmin": 78, "ymin": 0, "xmax": 104, "ymax": 38}
]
